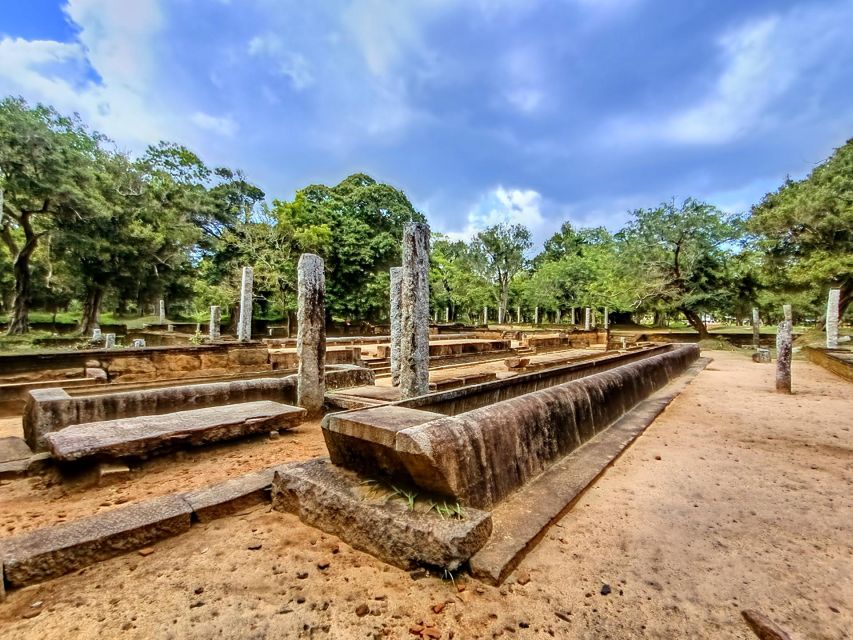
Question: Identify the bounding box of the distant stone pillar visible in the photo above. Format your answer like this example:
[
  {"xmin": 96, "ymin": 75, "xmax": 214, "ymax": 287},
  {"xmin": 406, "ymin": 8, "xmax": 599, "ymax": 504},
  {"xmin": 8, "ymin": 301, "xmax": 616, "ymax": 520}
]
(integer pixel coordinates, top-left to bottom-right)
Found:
[
  {"xmin": 776, "ymin": 304, "xmax": 792, "ymax": 394},
  {"xmin": 604, "ymin": 307, "xmax": 609, "ymax": 329},
  {"xmin": 92, "ymin": 328, "xmax": 102, "ymax": 341},
  {"xmin": 483, "ymin": 306, "xmax": 488, "ymax": 325},
  {"xmin": 445, "ymin": 306, "xmax": 450, "ymax": 323},
  {"xmin": 104, "ymin": 333, "xmax": 116, "ymax": 349},
  {"xmin": 534, "ymin": 306, "xmax": 539, "ymax": 324},
  {"xmin": 297, "ymin": 254, "xmax": 326, "ymax": 417},
  {"xmin": 516, "ymin": 305, "xmax": 521, "ymax": 323},
  {"xmin": 556, "ymin": 309, "xmax": 561, "ymax": 324},
  {"xmin": 400, "ymin": 222, "xmax": 430, "ymax": 399},
  {"xmin": 433, "ymin": 309, "xmax": 438, "ymax": 323},
  {"xmin": 752, "ymin": 307, "xmax": 760, "ymax": 349},
  {"xmin": 237, "ymin": 266, "xmax": 254, "ymax": 342},
  {"xmin": 826, "ymin": 288, "xmax": 840, "ymax": 348},
  {"xmin": 498, "ymin": 305, "xmax": 505, "ymax": 324},
  {"xmin": 390, "ymin": 267, "xmax": 402, "ymax": 387},
  {"xmin": 571, "ymin": 307, "xmax": 576, "ymax": 325},
  {"xmin": 209, "ymin": 305, "xmax": 221, "ymax": 342},
  {"xmin": 158, "ymin": 299, "xmax": 165, "ymax": 324},
  {"xmin": 584, "ymin": 307, "xmax": 591, "ymax": 331}
]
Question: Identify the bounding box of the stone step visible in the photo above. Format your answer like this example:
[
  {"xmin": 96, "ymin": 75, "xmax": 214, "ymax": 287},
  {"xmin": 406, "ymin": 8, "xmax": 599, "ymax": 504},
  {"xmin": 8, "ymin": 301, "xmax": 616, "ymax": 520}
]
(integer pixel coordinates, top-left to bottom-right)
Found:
[{"xmin": 45, "ymin": 401, "xmax": 306, "ymax": 461}]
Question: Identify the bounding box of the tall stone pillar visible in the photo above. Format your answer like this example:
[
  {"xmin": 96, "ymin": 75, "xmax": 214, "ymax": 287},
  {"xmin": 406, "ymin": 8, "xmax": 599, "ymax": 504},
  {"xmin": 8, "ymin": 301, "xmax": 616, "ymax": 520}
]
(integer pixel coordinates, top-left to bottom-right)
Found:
[
  {"xmin": 604, "ymin": 307, "xmax": 609, "ymax": 329},
  {"xmin": 483, "ymin": 306, "xmax": 488, "ymax": 325},
  {"xmin": 400, "ymin": 222, "xmax": 430, "ymax": 399},
  {"xmin": 158, "ymin": 299, "xmax": 165, "ymax": 324},
  {"xmin": 556, "ymin": 309, "xmax": 561, "ymax": 324},
  {"xmin": 445, "ymin": 306, "xmax": 450, "ymax": 323},
  {"xmin": 776, "ymin": 304, "xmax": 792, "ymax": 394},
  {"xmin": 390, "ymin": 267, "xmax": 403, "ymax": 387},
  {"xmin": 752, "ymin": 307, "xmax": 760, "ymax": 349},
  {"xmin": 237, "ymin": 266, "xmax": 254, "ymax": 342},
  {"xmin": 826, "ymin": 288, "xmax": 840, "ymax": 348},
  {"xmin": 209, "ymin": 305, "xmax": 221, "ymax": 342},
  {"xmin": 584, "ymin": 307, "xmax": 591, "ymax": 331},
  {"xmin": 534, "ymin": 306, "xmax": 539, "ymax": 324},
  {"xmin": 571, "ymin": 307, "xmax": 576, "ymax": 325},
  {"xmin": 297, "ymin": 254, "xmax": 326, "ymax": 417},
  {"xmin": 498, "ymin": 305, "xmax": 505, "ymax": 324},
  {"xmin": 516, "ymin": 305, "xmax": 521, "ymax": 324}
]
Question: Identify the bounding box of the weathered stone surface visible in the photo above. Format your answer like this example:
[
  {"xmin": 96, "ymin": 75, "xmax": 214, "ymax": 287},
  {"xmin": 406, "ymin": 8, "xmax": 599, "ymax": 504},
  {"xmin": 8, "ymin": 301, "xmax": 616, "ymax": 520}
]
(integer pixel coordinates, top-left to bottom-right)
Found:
[
  {"xmin": 584, "ymin": 307, "xmax": 591, "ymax": 331},
  {"xmin": 752, "ymin": 349, "xmax": 771, "ymax": 363},
  {"xmin": 237, "ymin": 266, "xmax": 254, "ymax": 342},
  {"xmin": 271, "ymin": 459, "xmax": 492, "ymax": 571},
  {"xmin": 226, "ymin": 347, "xmax": 269, "ymax": 367},
  {"xmin": 297, "ymin": 254, "xmax": 326, "ymax": 417},
  {"xmin": 741, "ymin": 610, "xmax": 793, "ymax": 640},
  {"xmin": 324, "ymin": 406, "xmax": 440, "ymax": 479},
  {"xmin": 183, "ymin": 466, "xmax": 285, "ymax": 522},
  {"xmin": 826, "ymin": 288, "xmax": 840, "ymax": 348},
  {"xmin": 45, "ymin": 401, "xmax": 306, "ymax": 461},
  {"xmin": 0, "ymin": 458, "xmax": 30, "ymax": 479},
  {"xmin": 0, "ymin": 495, "xmax": 191, "ymax": 587},
  {"xmin": 327, "ymin": 345, "xmax": 699, "ymax": 509},
  {"xmin": 400, "ymin": 222, "xmax": 430, "ymax": 399},
  {"xmin": 0, "ymin": 436, "xmax": 32, "ymax": 463},
  {"xmin": 209, "ymin": 305, "xmax": 221, "ymax": 341},
  {"xmin": 776, "ymin": 316, "xmax": 793, "ymax": 394},
  {"xmin": 504, "ymin": 357, "xmax": 530, "ymax": 370},
  {"xmin": 96, "ymin": 461, "xmax": 131, "ymax": 486},
  {"xmin": 752, "ymin": 307, "xmax": 761, "ymax": 349},
  {"xmin": 390, "ymin": 267, "xmax": 403, "ymax": 387},
  {"xmin": 158, "ymin": 299, "xmax": 166, "ymax": 324}
]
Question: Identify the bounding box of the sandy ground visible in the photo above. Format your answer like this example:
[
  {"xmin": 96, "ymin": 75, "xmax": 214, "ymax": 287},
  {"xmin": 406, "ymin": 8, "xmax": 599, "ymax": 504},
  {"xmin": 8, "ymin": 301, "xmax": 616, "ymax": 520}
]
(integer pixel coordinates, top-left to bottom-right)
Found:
[{"xmin": 1, "ymin": 350, "xmax": 851, "ymax": 639}]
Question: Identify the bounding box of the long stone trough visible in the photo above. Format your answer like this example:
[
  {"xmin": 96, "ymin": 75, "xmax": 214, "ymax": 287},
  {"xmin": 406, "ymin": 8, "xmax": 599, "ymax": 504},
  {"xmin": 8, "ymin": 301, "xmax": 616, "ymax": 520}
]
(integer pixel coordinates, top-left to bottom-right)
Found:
[{"xmin": 272, "ymin": 344, "xmax": 700, "ymax": 573}]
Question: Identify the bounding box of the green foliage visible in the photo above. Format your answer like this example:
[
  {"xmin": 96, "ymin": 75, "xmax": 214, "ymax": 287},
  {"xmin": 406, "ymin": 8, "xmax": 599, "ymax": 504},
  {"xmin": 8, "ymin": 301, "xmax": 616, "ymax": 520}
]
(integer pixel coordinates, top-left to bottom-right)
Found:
[{"xmin": 749, "ymin": 138, "xmax": 853, "ymax": 316}]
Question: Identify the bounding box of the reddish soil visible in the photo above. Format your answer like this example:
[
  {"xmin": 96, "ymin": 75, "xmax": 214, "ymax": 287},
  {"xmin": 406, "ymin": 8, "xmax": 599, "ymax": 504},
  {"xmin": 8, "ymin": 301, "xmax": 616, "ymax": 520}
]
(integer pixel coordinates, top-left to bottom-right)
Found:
[{"xmin": 0, "ymin": 350, "xmax": 851, "ymax": 639}]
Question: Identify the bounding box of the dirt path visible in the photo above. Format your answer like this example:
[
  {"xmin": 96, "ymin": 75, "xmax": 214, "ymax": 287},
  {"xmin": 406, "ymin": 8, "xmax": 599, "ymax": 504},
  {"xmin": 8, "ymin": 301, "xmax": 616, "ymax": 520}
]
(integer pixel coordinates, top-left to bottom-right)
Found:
[{"xmin": 1, "ymin": 351, "xmax": 850, "ymax": 638}]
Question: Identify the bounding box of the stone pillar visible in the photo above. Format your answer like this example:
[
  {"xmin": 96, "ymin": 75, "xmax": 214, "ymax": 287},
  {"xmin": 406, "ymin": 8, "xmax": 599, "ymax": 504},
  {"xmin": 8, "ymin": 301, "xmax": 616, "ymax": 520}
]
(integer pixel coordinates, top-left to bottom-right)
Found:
[
  {"xmin": 534, "ymin": 306, "xmax": 539, "ymax": 324},
  {"xmin": 104, "ymin": 333, "xmax": 116, "ymax": 349},
  {"xmin": 483, "ymin": 306, "xmax": 488, "ymax": 325},
  {"xmin": 498, "ymin": 305, "xmax": 505, "ymax": 324},
  {"xmin": 556, "ymin": 309, "xmax": 561, "ymax": 324},
  {"xmin": 604, "ymin": 307, "xmax": 609, "ymax": 329},
  {"xmin": 433, "ymin": 309, "xmax": 438, "ymax": 323},
  {"xmin": 826, "ymin": 288, "xmax": 840, "ymax": 348},
  {"xmin": 297, "ymin": 254, "xmax": 326, "ymax": 417},
  {"xmin": 400, "ymin": 222, "xmax": 430, "ymax": 399},
  {"xmin": 516, "ymin": 305, "xmax": 521, "ymax": 323},
  {"xmin": 158, "ymin": 299, "xmax": 165, "ymax": 324},
  {"xmin": 209, "ymin": 305, "xmax": 221, "ymax": 342},
  {"xmin": 776, "ymin": 304, "xmax": 792, "ymax": 394},
  {"xmin": 445, "ymin": 306, "xmax": 450, "ymax": 323},
  {"xmin": 571, "ymin": 307, "xmax": 576, "ymax": 325},
  {"xmin": 752, "ymin": 307, "xmax": 760, "ymax": 349},
  {"xmin": 390, "ymin": 267, "xmax": 402, "ymax": 387},
  {"xmin": 237, "ymin": 266, "xmax": 254, "ymax": 342},
  {"xmin": 92, "ymin": 328, "xmax": 102, "ymax": 341},
  {"xmin": 584, "ymin": 307, "xmax": 591, "ymax": 331}
]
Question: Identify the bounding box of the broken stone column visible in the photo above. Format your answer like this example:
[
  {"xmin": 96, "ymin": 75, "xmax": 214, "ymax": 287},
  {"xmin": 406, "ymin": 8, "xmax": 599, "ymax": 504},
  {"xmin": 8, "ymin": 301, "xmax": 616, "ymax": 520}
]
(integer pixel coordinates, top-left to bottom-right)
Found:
[
  {"xmin": 776, "ymin": 304, "xmax": 792, "ymax": 394},
  {"xmin": 209, "ymin": 305, "xmax": 221, "ymax": 342},
  {"xmin": 826, "ymin": 288, "xmax": 840, "ymax": 348},
  {"xmin": 390, "ymin": 267, "xmax": 403, "ymax": 387},
  {"xmin": 752, "ymin": 307, "xmax": 760, "ymax": 349},
  {"xmin": 297, "ymin": 254, "xmax": 326, "ymax": 417},
  {"xmin": 584, "ymin": 308, "xmax": 591, "ymax": 331},
  {"xmin": 237, "ymin": 266, "xmax": 254, "ymax": 342},
  {"xmin": 400, "ymin": 222, "xmax": 430, "ymax": 399},
  {"xmin": 104, "ymin": 333, "xmax": 116, "ymax": 349},
  {"xmin": 158, "ymin": 299, "xmax": 165, "ymax": 324}
]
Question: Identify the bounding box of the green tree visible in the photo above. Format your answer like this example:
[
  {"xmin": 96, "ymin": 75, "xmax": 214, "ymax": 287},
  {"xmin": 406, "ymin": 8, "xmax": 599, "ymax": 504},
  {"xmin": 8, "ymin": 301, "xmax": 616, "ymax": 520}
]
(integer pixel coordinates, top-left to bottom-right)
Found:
[
  {"xmin": 619, "ymin": 198, "xmax": 742, "ymax": 337},
  {"xmin": 749, "ymin": 139, "xmax": 853, "ymax": 319},
  {"xmin": 471, "ymin": 223, "xmax": 532, "ymax": 322}
]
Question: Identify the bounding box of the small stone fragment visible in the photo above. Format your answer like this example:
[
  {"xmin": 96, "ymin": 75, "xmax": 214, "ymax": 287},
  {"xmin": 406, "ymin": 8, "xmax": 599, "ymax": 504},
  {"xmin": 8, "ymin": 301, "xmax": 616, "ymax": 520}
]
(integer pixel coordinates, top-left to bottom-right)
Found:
[
  {"xmin": 516, "ymin": 570, "xmax": 531, "ymax": 585},
  {"xmin": 654, "ymin": 455, "xmax": 662, "ymax": 461},
  {"xmin": 194, "ymin": 586, "xmax": 204, "ymax": 595},
  {"xmin": 600, "ymin": 584, "xmax": 611, "ymax": 596},
  {"xmin": 409, "ymin": 624, "xmax": 425, "ymax": 635},
  {"xmin": 432, "ymin": 602, "xmax": 446, "ymax": 614},
  {"xmin": 269, "ymin": 430, "xmax": 280, "ymax": 441},
  {"xmin": 741, "ymin": 610, "xmax": 793, "ymax": 640},
  {"xmin": 422, "ymin": 628, "xmax": 441, "ymax": 639},
  {"xmin": 297, "ymin": 571, "xmax": 309, "ymax": 579},
  {"xmin": 247, "ymin": 543, "xmax": 262, "ymax": 551},
  {"xmin": 189, "ymin": 601, "xmax": 205, "ymax": 609},
  {"xmin": 317, "ymin": 560, "xmax": 330, "ymax": 570},
  {"xmin": 355, "ymin": 604, "xmax": 370, "ymax": 617},
  {"xmin": 555, "ymin": 611, "xmax": 571, "ymax": 623},
  {"xmin": 138, "ymin": 547, "xmax": 155, "ymax": 556}
]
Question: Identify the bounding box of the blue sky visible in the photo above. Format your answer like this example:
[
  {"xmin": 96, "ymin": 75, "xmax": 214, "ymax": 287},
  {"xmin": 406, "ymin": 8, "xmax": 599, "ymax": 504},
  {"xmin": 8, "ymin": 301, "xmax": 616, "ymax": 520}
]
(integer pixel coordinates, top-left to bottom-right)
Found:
[{"xmin": 1, "ymin": 0, "xmax": 851, "ymax": 248}]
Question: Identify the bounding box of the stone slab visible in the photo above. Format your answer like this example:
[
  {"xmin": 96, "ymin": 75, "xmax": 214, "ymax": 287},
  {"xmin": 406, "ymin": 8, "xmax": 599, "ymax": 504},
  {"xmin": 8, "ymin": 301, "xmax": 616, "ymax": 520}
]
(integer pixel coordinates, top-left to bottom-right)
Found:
[
  {"xmin": 0, "ymin": 436, "xmax": 32, "ymax": 463},
  {"xmin": 469, "ymin": 357, "xmax": 711, "ymax": 585},
  {"xmin": 182, "ymin": 465, "xmax": 288, "ymax": 522},
  {"xmin": 0, "ymin": 458, "xmax": 29, "ymax": 479},
  {"xmin": 332, "ymin": 385, "xmax": 401, "ymax": 402},
  {"xmin": 0, "ymin": 494, "xmax": 192, "ymax": 587},
  {"xmin": 45, "ymin": 401, "xmax": 306, "ymax": 461},
  {"xmin": 271, "ymin": 459, "xmax": 492, "ymax": 571}
]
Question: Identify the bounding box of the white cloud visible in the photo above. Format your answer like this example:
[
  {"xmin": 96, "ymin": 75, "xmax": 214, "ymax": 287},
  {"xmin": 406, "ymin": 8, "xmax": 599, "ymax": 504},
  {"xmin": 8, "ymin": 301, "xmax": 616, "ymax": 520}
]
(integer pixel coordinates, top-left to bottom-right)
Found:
[
  {"xmin": 607, "ymin": 2, "xmax": 853, "ymax": 145},
  {"xmin": 446, "ymin": 186, "xmax": 549, "ymax": 246},
  {"xmin": 190, "ymin": 111, "xmax": 238, "ymax": 137},
  {"xmin": 248, "ymin": 34, "xmax": 314, "ymax": 90}
]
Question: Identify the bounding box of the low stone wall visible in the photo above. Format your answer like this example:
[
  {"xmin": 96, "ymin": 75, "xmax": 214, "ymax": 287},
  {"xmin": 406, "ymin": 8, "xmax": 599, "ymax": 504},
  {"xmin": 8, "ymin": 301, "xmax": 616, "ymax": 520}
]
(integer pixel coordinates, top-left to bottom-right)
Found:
[
  {"xmin": 525, "ymin": 329, "xmax": 607, "ymax": 351},
  {"xmin": 269, "ymin": 346, "xmax": 362, "ymax": 370},
  {"xmin": 375, "ymin": 339, "xmax": 511, "ymax": 359},
  {"xmin": 323, "ymin": 344, "xmax": 698, "ymax": 509},
  {"xmin": 0, "ymin": 342, "xmax": 272, "ymax": 386},
  {"xmin": 804, "ymin": 346, "xmax": 853, "ymax": 382},
  {"xmin": 24, "ymin": 365, "xmax": 374, "ymax": 452}
]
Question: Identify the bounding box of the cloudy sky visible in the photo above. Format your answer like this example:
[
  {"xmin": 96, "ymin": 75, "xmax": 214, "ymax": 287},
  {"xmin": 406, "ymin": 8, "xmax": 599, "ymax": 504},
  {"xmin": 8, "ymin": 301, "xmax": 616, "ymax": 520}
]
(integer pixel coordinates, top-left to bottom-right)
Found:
[{"xmin": 2, "ymin": 0, "xmax": 852, "ymax": 247}]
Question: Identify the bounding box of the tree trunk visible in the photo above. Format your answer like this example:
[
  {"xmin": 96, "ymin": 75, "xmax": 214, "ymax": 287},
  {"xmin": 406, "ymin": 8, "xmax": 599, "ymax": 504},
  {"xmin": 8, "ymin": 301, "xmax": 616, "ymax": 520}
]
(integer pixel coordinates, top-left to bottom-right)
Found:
[
  {"xmin": 79, "ymin": 286, "xmax": 104, "ymax": 335},
  {"xmin": 653, "ymin": 310, "xmax": 667, "ymax": 328},
  {"xmin": 6, "ymin": 243, "xmax": 36, "ymax": 335},
  {"xmin": 681, "ymin": 307, "xmax": 709, "ymax": 338}
]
